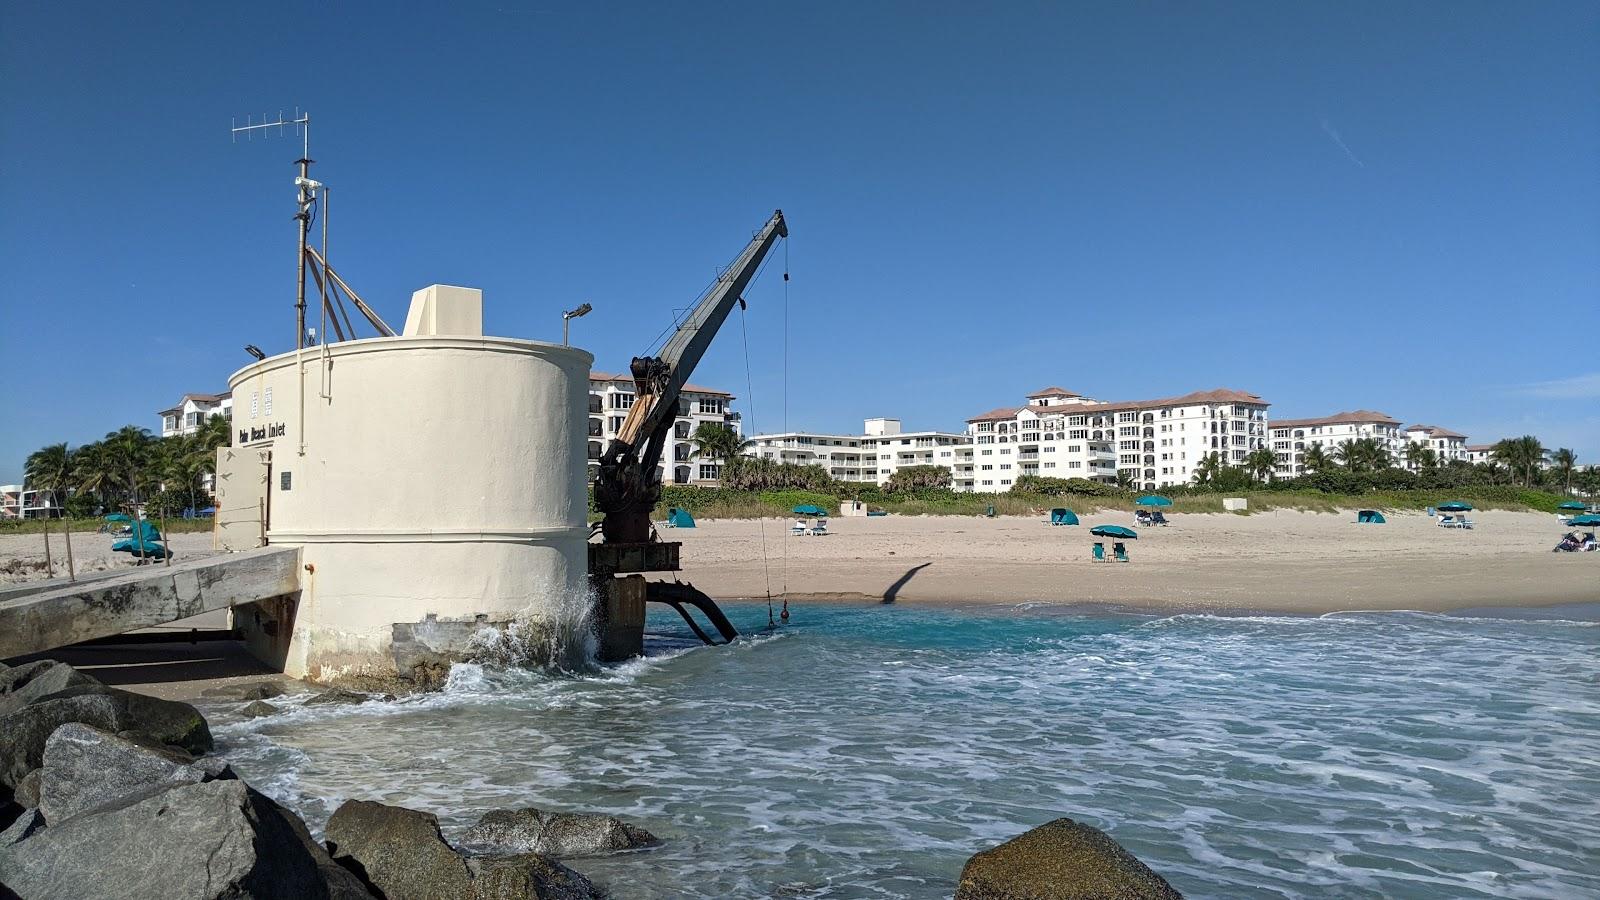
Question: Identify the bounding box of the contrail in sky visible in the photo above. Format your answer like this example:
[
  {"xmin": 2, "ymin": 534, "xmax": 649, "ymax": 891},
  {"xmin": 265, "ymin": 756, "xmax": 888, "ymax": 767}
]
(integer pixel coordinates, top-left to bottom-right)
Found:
[{"xmin": 1320, "ymin": 117, "xmax": 1365, "ymax": 168}]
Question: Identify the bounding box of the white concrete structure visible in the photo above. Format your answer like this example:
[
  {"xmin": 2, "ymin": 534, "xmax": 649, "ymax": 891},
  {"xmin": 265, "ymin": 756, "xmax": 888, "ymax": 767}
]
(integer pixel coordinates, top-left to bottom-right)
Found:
[
  {"xmin": 964, "ymin": 387, "xmax": 1270, "ymax": 492},
  {"xmin": 1466, "ymin": 444, "xmax": 1495, "ymax": 465},
  {"xmin": 743, "ymin": 418, "xmax": 970, "ymax": 486},
  {"xmin": 158, "ymin": 393, "xmax": 233, "ymax": 438},
  {"xmin": 224, "ymin": 284, "xmax": 592, "ymax": 684},
  {"xmin": 1269, "ymin": 410, "xmax": 1404, "ymax": 477},
  {"xmin": 587, "ymin": 373, "xmax": 739, "ymax": 485},
  {"xmin": 1, "ymin": 485, "xmax": 57, "ymax": 520},
  {"xmin": 1402, "ymin": 425, "xmax": 1470, "ymax": 469}
]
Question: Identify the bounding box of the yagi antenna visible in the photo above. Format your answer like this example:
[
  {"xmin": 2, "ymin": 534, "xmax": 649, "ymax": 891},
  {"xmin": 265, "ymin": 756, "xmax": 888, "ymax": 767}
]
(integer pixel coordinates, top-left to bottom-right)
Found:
[{"xmin": 231, "ymin": 107, "xmax": 311, "ymax": 160}]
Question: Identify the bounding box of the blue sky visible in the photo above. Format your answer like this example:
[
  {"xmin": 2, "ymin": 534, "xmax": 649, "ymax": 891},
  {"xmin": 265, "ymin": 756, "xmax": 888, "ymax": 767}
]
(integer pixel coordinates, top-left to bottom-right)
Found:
[{"xmin": 2, "ymin": 1, "xmax": 1596, "ymax": 481}]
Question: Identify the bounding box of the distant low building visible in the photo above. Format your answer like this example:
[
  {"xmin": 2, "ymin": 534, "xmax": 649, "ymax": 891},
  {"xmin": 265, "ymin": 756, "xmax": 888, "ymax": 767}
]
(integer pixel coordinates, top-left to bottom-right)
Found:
[
  {"xmin": 1, "ymin": 484, "xmax": 57, "ymax": 520},
  {"xmin": 1270, "ymin": 410, "xmax": 1403, "ymax": 477},
  {"xmin": 1465, "ymin": 444, "xmax": 1495, "ymax": 465},
  {"xmin": 157, "ymin": 392, "xmax": 233, "ymax": 438},
  {"xmin": 588, "ymin": 372, "xmax": 739, "ymax": 485},
  {"xmin": 743, "ymin": 417, "xmax": 970, "ymax": 486},
  {"xmin": 1402, "ymin": 425, "xmax": 1470, "ymax": 469}
]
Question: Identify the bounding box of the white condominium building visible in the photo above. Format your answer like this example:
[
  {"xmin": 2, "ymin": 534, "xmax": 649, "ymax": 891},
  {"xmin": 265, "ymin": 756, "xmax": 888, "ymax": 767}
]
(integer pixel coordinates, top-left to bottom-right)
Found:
[
  {"xmin": 1402, "ymin": 425, "xmax": 1470, "ymax": 468},
  {"xmin": 1, "ymin": 485, "xmax": 58, "ymax": 520},
  {"xmin": 1465, "ymin": 444, "xmax": 1495, "ymax": 465},
  {"xmin": 743, "ymin": 418, "xmax": 970, "ymax": 486},
  {"xmin": 588, "ymin": 372, "xmax": 740, "ymax": 486},
  {"xmin": 1269, "ymin": 410, "xmax": 1403, "ymax": 477},
  {"xmin": 964, "ymin": 386, "xmax": 1271, "ymax": 493},
  {"xmin": 157, "ymin": 392, "xmax": 233, "ymax": 438}
]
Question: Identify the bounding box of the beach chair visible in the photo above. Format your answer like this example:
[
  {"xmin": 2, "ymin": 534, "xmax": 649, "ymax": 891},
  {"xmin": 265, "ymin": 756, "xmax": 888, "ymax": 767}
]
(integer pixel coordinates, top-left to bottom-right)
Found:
[
  {"xmin": 1151, "ymin": 511, "xmax": 1170, "ymax": 526},
  {"xmin": 1458, "ymin": 517, "xmax": 1475, "ymax": 530},
  {"xmin": 1437, "ymin": 515, "xmax": 1455, "ymax": 528},
  {"xmin": 1135, "ymin": 510, "xmax": 1153, "ymax": 527},
  {"xmin": 791, "ymin": 519, "xmax": 808, "ymax": 536},
  {"xmin": 1092, "ymin": 542, "xmax": 1105, "ymax": 562},
  {"xmin": 809, "ymin": 519, "xmax": 829, "ymax": 536},
  {"xmin": 1113, "ymin": 542, "xmax": 1129, "ymax": 563}
]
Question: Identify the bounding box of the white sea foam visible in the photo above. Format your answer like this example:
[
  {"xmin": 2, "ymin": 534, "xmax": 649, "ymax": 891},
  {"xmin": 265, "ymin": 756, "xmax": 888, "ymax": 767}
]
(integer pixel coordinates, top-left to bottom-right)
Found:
[{"xmin": 208, "ymin": 604, "xmax": 1600, "ymax": 898}]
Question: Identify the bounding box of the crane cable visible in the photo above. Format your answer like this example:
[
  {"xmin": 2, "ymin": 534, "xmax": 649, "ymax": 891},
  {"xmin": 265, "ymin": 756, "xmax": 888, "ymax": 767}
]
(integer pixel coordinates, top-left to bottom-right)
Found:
[
  {"xmin": 781, "ymin": 238, "xmax": 789, "ymax": 601},
  {"xmin": 736, "ymin": 291, "xmax": 774, "ymax": 618}
]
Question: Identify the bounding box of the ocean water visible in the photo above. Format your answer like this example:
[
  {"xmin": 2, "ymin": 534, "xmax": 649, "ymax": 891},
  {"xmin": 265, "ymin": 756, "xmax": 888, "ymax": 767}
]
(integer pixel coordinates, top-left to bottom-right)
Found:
[{"xmin": 211, "ymin": 602, "xmax": 1600, "ymax": 899}]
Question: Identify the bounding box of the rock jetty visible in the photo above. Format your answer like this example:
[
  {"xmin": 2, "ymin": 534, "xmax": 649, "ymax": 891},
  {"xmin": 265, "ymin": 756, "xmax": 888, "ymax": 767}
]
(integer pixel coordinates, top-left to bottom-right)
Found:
[{"xmin": 0, "ymin": 659, "xmax": 650, "ymax": 899}]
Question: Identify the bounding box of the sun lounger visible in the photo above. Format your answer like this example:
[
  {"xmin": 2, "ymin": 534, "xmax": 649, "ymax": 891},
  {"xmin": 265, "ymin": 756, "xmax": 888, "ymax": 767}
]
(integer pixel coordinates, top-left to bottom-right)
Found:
[
  {"xmin": 1092, "ymin": 542, "xmax": 1105, "ymax": 562},
  {"xmin": 1438, "ymin": 515, "xmax": 1456, "ymax": 528},
  {"xmin": 1458, "ymin": 517, "xmax": 1474, "ymax": 530},
  {"xmin": 1151, "ymin": 511, "xmax": 1170, "ymax": 526},
  {"xmin": 1135, "ymin": 511, "xmax": 1153, "ymax": 526},
  {"xmin": 1113, "ymin": 542, "xmax": 1129, "ymax": 563},
  {"xmin": 809, "ymin": 520, "xmax": 829, "ymax": 536},
  {"xmin": 791, "ymin": 519, "xmax": 807, "ymax": 536}
]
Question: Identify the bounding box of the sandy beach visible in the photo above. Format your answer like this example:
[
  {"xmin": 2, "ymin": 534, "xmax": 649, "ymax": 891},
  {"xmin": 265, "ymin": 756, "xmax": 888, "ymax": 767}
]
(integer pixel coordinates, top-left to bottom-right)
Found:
[{"xmin": 651, "ymin": 509, "xmax": 1599, "ymax": 614}]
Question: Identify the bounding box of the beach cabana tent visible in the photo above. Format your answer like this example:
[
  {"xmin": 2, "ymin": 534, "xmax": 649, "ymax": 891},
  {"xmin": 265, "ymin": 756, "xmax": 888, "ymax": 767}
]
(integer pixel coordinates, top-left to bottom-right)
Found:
[
  {"xmin": 1436, "ymin": 501, "xmax": 1473, "ymax": 513},
  {"xmin": 1357, "ymin": 510, "xmax": 1386, "ymax": 524},
  {"xmin": 666, "ymin": 507, "xmax": 695, "ymax": 528},
  {"xmin": 1567, "ymin": 513, "xmax": 1600, "ymax": 527},
  {"xmin": 1135, "ymin": 496, "xmax": 1172, "ymax": 507},
  {"xmin": 1090, "ymin": 525, "xmax": 1137, "ymax": 539},
  {"xmin": 1049, "ymin": 508, "xmax": 1079, "ymax": 526},
  {"xmin": 104, "ymin": 513, "xmax": 132, "ymax": 523}
]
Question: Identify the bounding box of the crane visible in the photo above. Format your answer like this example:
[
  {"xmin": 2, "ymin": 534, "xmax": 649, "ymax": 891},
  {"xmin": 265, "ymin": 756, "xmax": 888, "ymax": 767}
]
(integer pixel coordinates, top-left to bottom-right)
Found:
[
  {"xmin": 594, "ymin": 209, "xmax": 787, "ymax": 544},
  {"xmin": 587, "ymin": 209, "xmax": 787, "ymax": 660}
]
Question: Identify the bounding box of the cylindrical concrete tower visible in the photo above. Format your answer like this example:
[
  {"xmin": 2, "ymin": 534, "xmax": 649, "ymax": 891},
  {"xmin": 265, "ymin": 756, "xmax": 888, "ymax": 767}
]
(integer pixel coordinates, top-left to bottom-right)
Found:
[{"xmin": 223, "ymin": 285, "xmax": 593, "ymax": 684}]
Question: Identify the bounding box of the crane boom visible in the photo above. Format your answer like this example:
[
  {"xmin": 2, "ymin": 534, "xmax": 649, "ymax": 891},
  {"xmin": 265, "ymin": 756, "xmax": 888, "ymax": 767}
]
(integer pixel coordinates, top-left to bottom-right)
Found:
[{"xmin": 594, "ymin": 209, "xmax": 787, "ymax": 544}]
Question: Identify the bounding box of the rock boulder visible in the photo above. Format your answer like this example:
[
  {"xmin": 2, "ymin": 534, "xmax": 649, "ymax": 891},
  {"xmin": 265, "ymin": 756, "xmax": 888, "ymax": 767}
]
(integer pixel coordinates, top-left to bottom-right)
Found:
[
  {"xmin": 955, "ymin": 818, "xmax": 1182, "ymax": 900},
  {"xmin": 0, "ymin": 685, "xmax": 212, "ymax": 786},
  {"xmin": 325, "ymin": 799, "xmax": 601, "ymax": 899},
  {"xmin": 0, "ymin": 778, "xmax": 368, "ymax": 899},
  {"xmin": 0, "ymin": 661, "xmax": 99, "ymax": 717},
  {"xmin": 463, "ymin": 806, "xmax": 660, "ymax": 857},
  {"xmin": 38, "ymin": 723, "xmax": 229, "ymax": 823},
  {"xmin": 240, "ymin": 700, "xmax": 281, "ymax": 719}
]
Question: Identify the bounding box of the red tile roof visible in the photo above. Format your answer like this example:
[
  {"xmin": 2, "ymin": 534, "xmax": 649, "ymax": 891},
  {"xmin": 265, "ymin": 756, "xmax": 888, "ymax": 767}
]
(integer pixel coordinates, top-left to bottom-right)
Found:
[
  {"xmin": 1026, "ymin": 386, "xmax": 1080, "ymax": 398},
  {"xmin": 589, "ymin": 371, "xmax": 733, "ymax": 398},
  {"xmin": 968, "ymin": 388, "xmax": 1267, "ymax": 423},
  {"xmin": 1271, "ymin": 410, "xmax": 1400, "ymax": 428},
  {"xmin": 1404, "ymin": 424, "xmax": 1467, "ymax": 439}
]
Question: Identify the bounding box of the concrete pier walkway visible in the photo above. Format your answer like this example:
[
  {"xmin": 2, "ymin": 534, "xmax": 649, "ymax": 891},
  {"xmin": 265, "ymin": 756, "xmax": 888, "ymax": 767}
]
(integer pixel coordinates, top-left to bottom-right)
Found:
[{"xmin": 0, "ymin": 547, "xmax": 300, "ymax": 660}]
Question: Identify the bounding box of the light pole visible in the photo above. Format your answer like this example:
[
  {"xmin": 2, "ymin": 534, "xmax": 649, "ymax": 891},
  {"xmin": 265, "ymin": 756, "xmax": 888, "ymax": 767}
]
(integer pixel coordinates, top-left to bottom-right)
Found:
[{"xmin": 562, "ymin": 303, "xmax": 592, "ymax": 346}]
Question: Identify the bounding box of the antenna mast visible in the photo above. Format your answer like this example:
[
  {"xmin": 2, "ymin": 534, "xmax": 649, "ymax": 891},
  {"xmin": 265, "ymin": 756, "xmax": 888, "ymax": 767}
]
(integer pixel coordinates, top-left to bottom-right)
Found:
[{"xmin": 231, "ymin": 109, "xmax": 317, "ymax": 349}]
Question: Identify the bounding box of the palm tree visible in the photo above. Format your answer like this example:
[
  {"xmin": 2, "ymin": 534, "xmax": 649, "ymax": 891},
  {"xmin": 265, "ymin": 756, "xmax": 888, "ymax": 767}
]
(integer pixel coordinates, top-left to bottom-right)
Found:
[
  {"xmin": 1300, "ymin": 444, "xmax": 1331, "ymax": 475},
  {"xmin": 1550, "ymin": 448, "xmax": 1577, "ymax": 495},
  {"xmin": 102, "ymin": 425, "xmax": 154, "ymax": 510},
  {"xmin": 1114, "ymin": 469, "xmax": 1136, "ymax": 490},
  {"xmin": 1192, "ymin": 452, "xmax": 1223, "ymax": 486},
  {"xmin": 689, "ymin": 422, "xmax": 750, "ymax": 477},
  {"xmin": 1335, "ymin": 437, "xmax": 1392, "ymax": 474},
  {"xmin": 71, "ymin": 441, "xmax": 116, "ymax": 508},
  {"xmin": 1403, "ymin": 443, "xmax": 1438, "ymax": 473},
  {"xmin": 24, "ymin": 442, "xmax": 73, "ymax": 513},
  {"xmin": 1243, "ymin": 447, "xmax": 1278, "ymax": 484},
  {"xmin": 1493, "ymin": 436, "xmax": 1545, "ymax": 487}
]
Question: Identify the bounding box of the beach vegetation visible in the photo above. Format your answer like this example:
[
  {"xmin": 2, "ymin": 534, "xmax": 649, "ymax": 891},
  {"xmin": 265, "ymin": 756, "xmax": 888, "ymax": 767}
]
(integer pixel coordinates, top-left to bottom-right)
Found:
[{"xmin": 886, "ymin": 465, "xmax": 952, "ymax": 492}]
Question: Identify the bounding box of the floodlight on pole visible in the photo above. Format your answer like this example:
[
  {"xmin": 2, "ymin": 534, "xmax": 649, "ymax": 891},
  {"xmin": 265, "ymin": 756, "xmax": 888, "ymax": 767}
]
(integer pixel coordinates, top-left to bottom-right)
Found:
[{"xmin": 562, "ymin": 302, "xmax": 592, "ymax": 346}]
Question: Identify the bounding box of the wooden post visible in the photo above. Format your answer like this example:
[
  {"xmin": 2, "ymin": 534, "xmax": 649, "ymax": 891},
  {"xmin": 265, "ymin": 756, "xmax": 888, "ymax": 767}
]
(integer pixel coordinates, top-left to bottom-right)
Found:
[
  {"xmin": 63, "ymin": 522, "xmax": 75, "ymax": 582},
  {"xmin": 161, "ymin": 508, "xmax": 171, "ymax": 567},
  {"xmin": 42, "ymin": 519, "xmax": 54, "ymax": 577}
]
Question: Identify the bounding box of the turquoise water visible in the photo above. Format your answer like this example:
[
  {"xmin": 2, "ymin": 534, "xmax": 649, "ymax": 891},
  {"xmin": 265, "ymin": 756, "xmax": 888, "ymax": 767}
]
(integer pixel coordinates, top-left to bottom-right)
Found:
[{"xmin": 212, "ymin": 602, "xmax": 1600, "ymax": 898}]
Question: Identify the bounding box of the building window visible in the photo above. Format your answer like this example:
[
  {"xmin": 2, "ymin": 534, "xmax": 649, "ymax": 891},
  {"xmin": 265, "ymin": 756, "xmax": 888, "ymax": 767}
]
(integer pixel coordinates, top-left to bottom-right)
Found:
[
  {"xmin": 699, "ymin": 398, "xmax": 725, "ymax": 414},
  {"xmin": 610, "ymin": 416, "xmax": 625, "ymax": 431},
  {"xmin": 250, "ymin": 392, "xmax": 259, "ymax": 419},
  {"xmin": 699, "ymin": 464, "xmax": 719, "ymax": 480},
  {"xmin": 589, "ymin": 394, "xmax": 603, "ymax": 413},
  {"xmin": 164, "ymin": 415, "xmax": 177, "ymax": 432},
  {"xmin": 611, "ymin": 393, "xmax": 635, "ymax": 410},
  {"xmin": 263, "ymin": 388, "xmax": 273, "ymax": 416}
]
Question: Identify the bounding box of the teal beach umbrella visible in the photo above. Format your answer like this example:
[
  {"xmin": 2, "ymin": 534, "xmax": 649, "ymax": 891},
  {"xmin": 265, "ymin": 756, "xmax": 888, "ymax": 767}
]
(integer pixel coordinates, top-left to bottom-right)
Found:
[
  {"xmin": 1557, "ymin": 501, "xmax": 1586, "ymax": 511},
  {"xmin": 793, "ymin": 504, "xmax": 829, "ymax": 517},
  {"xmin": 1567, "ymin": 514, "xmax": 1600, "ymax": 527},
  {"xmin": 1135, "ymin": 496, "xmax": 1172, "ymax": 507},
  {"xmin": 1436, "ymin": 501, "xmax": 1473, "ymax": 513},
  {"xmin": 1090, "ymin": 525, "xmax": 1138, "ymax": 539}
]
